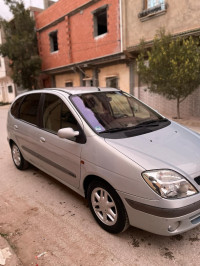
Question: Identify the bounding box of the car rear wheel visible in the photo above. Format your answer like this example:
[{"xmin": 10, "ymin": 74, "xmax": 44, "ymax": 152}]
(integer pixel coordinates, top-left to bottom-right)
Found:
[
  {"xmin": 87, "ymin": 180, "xmax": 129, "ymax": 234},
  {"xmin": 11, "ymin": 143, "xmax": 29, "ymax": 170}
]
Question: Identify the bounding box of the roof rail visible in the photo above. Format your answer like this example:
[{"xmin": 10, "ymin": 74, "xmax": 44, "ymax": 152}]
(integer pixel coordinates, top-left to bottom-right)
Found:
[
  {"xmin": 97, "ymin": 87, "xmax": 120, "ymax": 91},
  {"xmin": 48, "ymin": 88, "xmax": 72, "ymax": 95}
]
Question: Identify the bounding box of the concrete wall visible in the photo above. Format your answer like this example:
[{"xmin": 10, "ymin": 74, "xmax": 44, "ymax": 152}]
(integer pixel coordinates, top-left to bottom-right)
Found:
[
  {"xmin": 0, "ymin": 80, "xmax": 15, "ymax": 103},
  {"xmin": 99, "ymin": 63, "xmax": 129, "ymax": 92},
  {"xmin": 135, "ymin": 86, "xmax": 200, "ymax": 118},
  {"xmin": 37, "ymin": 0, "xmax": 88, "ymax": 29},
  {"xmin": 0, "ymin": 57, "xmax": 6, "ymax": 79},
  {"xmin": 55, "ymin": 72, "xmax": 80, "ymax": 87},
  {"xmin": 122, "ymin": 0, "xmax": 200, "ymax": 49},
  {"xmin": 0, "ymin": 28, "xmax": 15, "ymax": 103},
  {"xmin": 121, "ymin": 0, "xmax": 200, "ymax": 117},
  {"xmin": 0, "ymin": 30, "xmax": 6, "ymax": 79},
  {"xmin": 54, "ymin": 63, "xmax": 129, "ymax": 92}
]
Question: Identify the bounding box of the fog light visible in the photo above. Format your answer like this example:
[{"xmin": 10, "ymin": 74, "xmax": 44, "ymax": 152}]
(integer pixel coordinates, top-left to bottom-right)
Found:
[{"xmin": 168, "ymin": 221, "xmax": 180, "ymax": 232}]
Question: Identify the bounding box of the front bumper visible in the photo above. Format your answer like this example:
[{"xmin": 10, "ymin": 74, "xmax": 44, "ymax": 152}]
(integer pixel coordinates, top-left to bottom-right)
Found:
[{"xmin": 119, "ymin": 192, "xmax": 200, "ymax": 236}]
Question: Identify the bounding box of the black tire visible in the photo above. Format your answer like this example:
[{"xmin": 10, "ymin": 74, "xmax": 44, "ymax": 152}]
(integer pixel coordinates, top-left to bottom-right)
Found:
[
  {"xmin": 87, "ymin": 180, "xmax": 129, "ymax": 234},
  {"xmin": 11, "ymin": 143, "xmax": 29, "ymax": 170}
]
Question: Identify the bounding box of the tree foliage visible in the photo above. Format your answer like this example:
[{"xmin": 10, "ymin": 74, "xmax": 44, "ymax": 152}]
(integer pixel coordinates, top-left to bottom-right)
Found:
[
  {"xmin": 137, "ymin": 29, "xmax": 200, "ymax": 118},
  {"xmin": 0, "ymin": 0, "xmax": 41, "ymax": 90}
]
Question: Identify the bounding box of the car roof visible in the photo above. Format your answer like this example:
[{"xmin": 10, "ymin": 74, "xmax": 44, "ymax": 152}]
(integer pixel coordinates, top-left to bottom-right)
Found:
[
  {"xmin": 17, "ymin": 87, "xmax": 120, "ymax": 98},
  {"xmin": 48, "ymin": 87, "xmax": 120, "ymax": 95},
  {"xmin": 14, "ymin": 87, "xmax": 120, "ymax": 100}
]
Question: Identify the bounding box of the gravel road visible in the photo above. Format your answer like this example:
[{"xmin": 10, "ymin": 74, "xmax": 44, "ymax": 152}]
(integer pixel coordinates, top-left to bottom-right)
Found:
[{"xmin": 1, "ymin": 105, "xmax": 200, "ymax": 266}]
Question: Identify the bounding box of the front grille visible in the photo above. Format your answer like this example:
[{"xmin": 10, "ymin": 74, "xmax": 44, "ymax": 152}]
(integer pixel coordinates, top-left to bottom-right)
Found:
[{"xmin": 194, "ymin": 176, "xmax": 200, "ymax": 185}]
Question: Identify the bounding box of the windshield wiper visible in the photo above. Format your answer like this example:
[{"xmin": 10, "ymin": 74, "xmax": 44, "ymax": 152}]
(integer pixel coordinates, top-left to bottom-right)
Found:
[
  {"xmin": 100, "ymin": 124, "xmax": 146, "ymax": 133},
  {"xmin": 100, "ymin": 127, "xmax": 126, "ymax": 133},
  {"xmin": 137, "ymin": 118, "xmax": 168, "ymax": 127},
  {"xmin": 99, "ymin": 118, "xmax": 169, "ymax": 134}
]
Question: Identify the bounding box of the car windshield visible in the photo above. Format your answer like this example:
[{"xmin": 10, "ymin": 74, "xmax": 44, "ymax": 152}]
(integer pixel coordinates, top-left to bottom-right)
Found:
[{"xmin": 70, "ymin": 91, "xmax": 166, "ymax": 135}]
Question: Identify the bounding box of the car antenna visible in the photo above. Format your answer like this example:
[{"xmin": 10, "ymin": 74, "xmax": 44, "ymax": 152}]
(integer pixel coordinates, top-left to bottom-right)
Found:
[{"xmin": 97, "ymin": 87, "xmax": 101, "ymax": 91}]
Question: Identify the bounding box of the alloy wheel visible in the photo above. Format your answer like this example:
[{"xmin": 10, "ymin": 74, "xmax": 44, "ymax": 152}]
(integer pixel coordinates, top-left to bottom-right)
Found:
[
  {"xmin": 12, "ymin": 144, "xmax": 21, "ymax": 167},
  {"xmin": 91, "ymin": 187, "xmax": 118, "ymax": 226}
]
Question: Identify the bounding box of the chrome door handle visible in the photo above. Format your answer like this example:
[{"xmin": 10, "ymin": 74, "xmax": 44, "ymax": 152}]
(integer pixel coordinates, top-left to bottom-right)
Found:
[
  {"xmin": 14, "ymin": 125, "xmax": 18, "ymax": 130},
  {"xmin": 40, "ymin": 137, "xmax": 46, "ymax": 143}
]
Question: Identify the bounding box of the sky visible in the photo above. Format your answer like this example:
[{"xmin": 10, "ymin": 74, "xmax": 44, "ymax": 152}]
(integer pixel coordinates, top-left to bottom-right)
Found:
[{"xmin": 0, "ymin": 0, "xmax": 57, "ymax": 20}]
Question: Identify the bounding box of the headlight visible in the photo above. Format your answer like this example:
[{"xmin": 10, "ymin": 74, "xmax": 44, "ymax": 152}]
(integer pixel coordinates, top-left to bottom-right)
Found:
[{"xmin": 142, "ymin": 170, "xmax": 197, "ymax": 199}]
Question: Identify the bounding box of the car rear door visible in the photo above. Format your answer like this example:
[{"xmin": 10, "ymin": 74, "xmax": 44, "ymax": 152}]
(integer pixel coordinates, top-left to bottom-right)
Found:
[{"xmin": 10, "ymin": 93, "xmax": 44, "ymax": 167}]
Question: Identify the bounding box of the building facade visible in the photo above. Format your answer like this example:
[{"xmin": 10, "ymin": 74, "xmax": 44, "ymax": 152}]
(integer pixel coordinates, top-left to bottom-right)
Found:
[
  {"xmin": 0, "ymin": 27, "xmax": 16, "ymax": 103},
  {"xmin": 35, "ymin": 0, "xmax": 200, "ymax": 117},
  {"xmin": 35, "ymin": 0, "xmax": 130, "ymax": 92},
  {"xmin": 121, "ymin": 0, "xmax": 200, "ymax": 117}
]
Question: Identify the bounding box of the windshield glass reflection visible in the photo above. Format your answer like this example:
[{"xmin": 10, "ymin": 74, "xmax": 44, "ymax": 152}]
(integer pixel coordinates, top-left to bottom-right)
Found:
[{"xmin": 71, "ymin": 91, "xmax": 163, "ymax": 133}]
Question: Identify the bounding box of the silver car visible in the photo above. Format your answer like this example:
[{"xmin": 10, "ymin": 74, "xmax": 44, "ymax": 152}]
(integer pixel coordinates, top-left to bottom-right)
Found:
[{"xmin": 7, "ymin": 87, "xmax": 200, "ymax": 235}]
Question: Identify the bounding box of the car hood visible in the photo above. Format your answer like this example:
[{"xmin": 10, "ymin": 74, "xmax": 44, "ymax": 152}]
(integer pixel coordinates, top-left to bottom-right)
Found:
[{"xmin": 105, "ymin": 122, "xmax": 200, "ymax": 177}]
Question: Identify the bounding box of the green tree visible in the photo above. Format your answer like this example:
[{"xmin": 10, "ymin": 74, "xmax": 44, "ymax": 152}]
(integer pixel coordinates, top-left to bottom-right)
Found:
[
  {"xmin": 0, "ymin": 0, "xmax": 41, "ymax": 90},
  {"xmin": 137, "ymin": 29, "xmax": 200, "ymax": 118}
]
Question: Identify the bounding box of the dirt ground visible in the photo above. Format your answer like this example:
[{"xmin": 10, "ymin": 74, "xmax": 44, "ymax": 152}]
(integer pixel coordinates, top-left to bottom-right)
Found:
[{"xmin": 1, "ymin": 105, "xmax": 200, "ymax": 266}]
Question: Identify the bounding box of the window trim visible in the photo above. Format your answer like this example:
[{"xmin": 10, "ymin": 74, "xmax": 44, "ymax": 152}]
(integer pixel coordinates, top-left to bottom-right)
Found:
[
  {"xmin": 82, "ymin": 77, "xmax": 93, "ymax": 87},
  {"xmin": 139, "ymin": 0, "xmax": 167, "ymax": 21},
  {"xmin": 8, "ymin": 85, "xmax": 13, "ymax": 94},
  {"xmin": 92, "ymin": 4, "xmax": 108, "ymax": 38},
  {"xmin": 65, "ymin": 81, "xmax": 73, "ymax": 87},
  {"xmin": 106, "ymin": 76, "xmax": 119, "ymax": 89},
  {"xmin": 49, "ymin": 30, "xmax": 59, "ymax": 53}
]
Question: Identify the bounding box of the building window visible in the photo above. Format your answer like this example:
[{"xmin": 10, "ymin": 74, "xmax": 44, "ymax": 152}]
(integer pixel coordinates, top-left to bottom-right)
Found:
[
  {"xmin": 93, "ymin": 6, "xmax": 108, "ymax": 37},
  {"xmin": 139, "ymin": 0, "xmax": 166, "ymax": 20},
  {"xmin": 145, "ymin": 0, "xmax": 165, "ymax": 9},
  {"xmin": 65, "ymin": 82, "xmax": 73, "ymax": 87},
  {"xmin": 8, "ymin": 85, "xmax": 13, "ymax": 93},
  {"xmin": 49, "ymin": 31, "xmax": 58, "ymax": 52},
  {"xmin": 106, "ymin": 76, "xmax": 118, "ymax": 89},
  {"xmin": 83, "ymin": 79, "xmax": 93, "ymax": 87}
]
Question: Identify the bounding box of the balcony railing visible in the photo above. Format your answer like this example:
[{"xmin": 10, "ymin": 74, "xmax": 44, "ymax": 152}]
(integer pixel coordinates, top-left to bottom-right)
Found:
[{"xmin": 138, "ymin": 3, "xmax": 167, "ymax": 20}]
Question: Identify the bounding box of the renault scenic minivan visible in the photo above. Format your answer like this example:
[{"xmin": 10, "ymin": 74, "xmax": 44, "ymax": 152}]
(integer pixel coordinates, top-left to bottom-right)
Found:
[{"xmin": 7, "ymin": 87, "xmax": 200, "ymax": 235}]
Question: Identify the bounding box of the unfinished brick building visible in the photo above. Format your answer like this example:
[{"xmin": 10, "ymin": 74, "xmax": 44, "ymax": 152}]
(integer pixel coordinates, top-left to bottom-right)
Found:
[{"xmin": 35, "ymin": 0, "xmax": 128, "ymax": 90}]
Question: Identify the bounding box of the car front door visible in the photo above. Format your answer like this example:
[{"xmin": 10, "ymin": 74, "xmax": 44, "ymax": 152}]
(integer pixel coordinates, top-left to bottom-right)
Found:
[{"xmin": 35, "ymin": 93, "xmax": 84, "ymax": 188}]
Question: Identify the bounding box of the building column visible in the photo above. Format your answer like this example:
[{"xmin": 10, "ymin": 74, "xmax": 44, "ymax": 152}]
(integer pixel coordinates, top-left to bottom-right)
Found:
[
  {"xmin": 79, "ymin": 71, "xmax": 84, "ymax": 86},
  {"xmin": 51, "ymin": 75, "xmax": 56, "ymax": 88},
  {"xmin": 129, "ymin": 60, "xmax": 135, "ymax": 95},
  {"xmin": 92, "ymin": 68, "xmax": 99, "ymax": 87}
]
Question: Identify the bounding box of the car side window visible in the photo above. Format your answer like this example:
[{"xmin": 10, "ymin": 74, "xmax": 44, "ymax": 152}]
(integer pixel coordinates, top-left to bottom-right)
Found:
[
  {"xmin": 19, "ymin": 94, "xmax": 41, "ymax": 125},
  {"xmin": 11, "ymin": 96, "xmax": 24, "ymax": 118},
  {"xmin": 43, "ymin": 94, "xmax": 79, "ymax": 134}
]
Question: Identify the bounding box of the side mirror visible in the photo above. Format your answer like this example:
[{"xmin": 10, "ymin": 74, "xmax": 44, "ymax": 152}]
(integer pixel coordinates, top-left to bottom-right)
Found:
[{"xmin": 57, "ymin": 128, "xmax": 79, "ymax": 139}]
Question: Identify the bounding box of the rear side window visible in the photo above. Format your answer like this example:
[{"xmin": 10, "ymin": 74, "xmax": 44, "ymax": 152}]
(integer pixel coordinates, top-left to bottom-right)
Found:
[
  {"xmin": 11, "ymin": 96, "xmax": 24, "ymax": 118},
  {"xmin": 42, "ymin": 94, "xmax": 78, "ymax": 133},
  {"xmin": 19, "ymin": 94, "xmax": 41, "ymax": 126}
]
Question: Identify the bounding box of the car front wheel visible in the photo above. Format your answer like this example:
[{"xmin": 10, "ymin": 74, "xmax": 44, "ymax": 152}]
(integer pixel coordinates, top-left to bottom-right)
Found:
[
  {"xmin": 87, "ymin": 180, "xmax": 129, "ymax": 234},
  {"xmin": 11, "ymin": 143, "xmax": 29, "ymax": 170}
]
